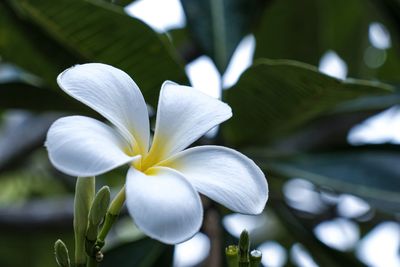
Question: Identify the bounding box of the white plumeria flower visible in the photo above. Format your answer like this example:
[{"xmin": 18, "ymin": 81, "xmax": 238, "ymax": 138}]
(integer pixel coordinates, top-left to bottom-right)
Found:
[{"xmin": 45, "ymin": 63, "xmax": 268, "ymax": 244}]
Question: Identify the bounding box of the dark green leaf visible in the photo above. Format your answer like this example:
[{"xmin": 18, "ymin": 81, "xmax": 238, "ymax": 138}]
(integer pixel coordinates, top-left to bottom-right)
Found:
[
  {"xmin": 102, "ymin": 0, "xmax": 136, "ymax": 6},
  {"xmin": 180, "ymin": 0, "xmax": 265, "ymax": 73},
  {"xmin": 0, "ymin": 1, "xmax": 75, "ymax": 89},
  {"xmin": 268, "ymin": 192, "xmax": 367, "ymax": 267},
  {"xmin": 253, "ymin": 148, "xmax": 400, "ymax": 212},
  {"xmin": 254, "ymin": 0, "xmax": 400, "ymax": 82},
  {"xmin": 270, "ymin": 90, "xmax": 400, "ymax": 153},
  {"xmin": 100, "ymin": 238, "xmax": 173, "ymax": 267},
  {"xmin": 0, "ymin": 65, "xmax": 86, "ymax": 112},
  {"xmin": 0, "ymin": 228, "xmax": 73, "ymax": 267},
  {"xmin": 0, "ymin": 112, "xmax": 58, "ymax": 173},
  {"xmin": 222, "ymin": 59, "xmax": 393, "ymax": 146},
  {"xmin": 4, "ymin": 0, "xmax": 187, "ymax": 106}
]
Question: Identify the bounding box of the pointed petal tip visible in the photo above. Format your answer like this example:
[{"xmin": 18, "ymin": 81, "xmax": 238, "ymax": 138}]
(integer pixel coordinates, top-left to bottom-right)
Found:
[
  {"xmin": 161, "ymin": 80, "xmax": 178, "ymax": 88},
  {"xmin": 250, "ymin": 191, "xmax": 269, "ymax": 215}
]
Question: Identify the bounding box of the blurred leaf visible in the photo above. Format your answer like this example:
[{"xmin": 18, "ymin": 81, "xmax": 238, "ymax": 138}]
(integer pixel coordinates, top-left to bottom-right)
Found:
[
  {"xmin": 254, "ymin": 0, "xmax": 400, "ymax": 82},
  {"xmin": 268, "ymin": 111, "xmax": 378, "ymax": 153},
  {"xmin": 101, "ymin": 238, "xmax": 173, "ymax": 267},
  {"xmin": 4, "ymin": 0, "xmax": 187, "ymax": 106},
  {"xmin": 0, "ymin": 229, "xmax": 73, "ymax": 267},
  {"xmin": 222, "ymin": 59, "xmax": 393, "ymax": 146},
  {"xmin": 268, "ymin": 190, "xmax": 366, "ymax": 267},
  {"xmin": 0, "ymin": 2, "xmax": 75, "ymax": 89},
  {"xmin": 0, "ymin": 197, "xmax": 73, "ymax": 228},
  {"xmin": 0, "ymin": 65, "xmax": 87, "ymax": 111},
  {"xmin": 180, "ymin": 0, "xmax": 265, "ymax": 73},
  {"xmin": 0, "ymin": 112, "xmax": 59, "ymax": 173},
  {"xmin": 371, "ymin": 0, "xmax": 400, "ymax": 36},
  {"xmin": 370, "ymin": 0, "xmax": 400, "ymax": 82},
  {"xmin": 103, "ymin": 0, "xmax": 136, "ymax": 6},
  {"xmin": 332, "ymin": 90, "xmax": 400, "ymax": 113},
  {"xmin": 253, "ymin": 148, "xmax": 400, "ymax": 212},
  {"xmin": 270, "ymin": 91, "xmax": 400, "ymax": 153},
  {"xmin": 166, "ymin": 28, "xmax": 202, "ymax": 63}
]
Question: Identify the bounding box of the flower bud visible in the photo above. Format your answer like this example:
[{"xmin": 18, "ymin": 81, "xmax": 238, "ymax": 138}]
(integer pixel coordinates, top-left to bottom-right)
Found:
[
  {"xmin": 225, "ymin": 245, "xmax": 239, "ymax": 267},
  {"xmin": 89, "ymin": 186, "xmax": 110, "ymax": 226},
  {"xmin": 250, "ymin": 250, "xmax": 262, "ymax": 267},
  {"xmin": 54, "ymin": 239, "xmax": 71, "ymax": 267},
  {"xmin": 86, "ymin": 186, "xmax": 110, "ymax": 255},
  {"xmin": 239, "ymin": 229, "xmax": 250, "ymax": 266}
]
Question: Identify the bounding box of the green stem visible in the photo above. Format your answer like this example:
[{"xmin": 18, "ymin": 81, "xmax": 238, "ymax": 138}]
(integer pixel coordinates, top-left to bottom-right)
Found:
[
  {"xmin": 74, "ymin": 177, "xmax": 95, "ymax": 266},
  {"xmin": 87, "ymin": 257, "xmax": 97, "ymax": 267}
]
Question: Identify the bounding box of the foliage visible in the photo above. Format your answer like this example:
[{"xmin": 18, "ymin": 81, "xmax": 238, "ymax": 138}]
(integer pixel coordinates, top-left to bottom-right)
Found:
[{"xmin": 0, "ymin": 0, "xmax": 399, "ymax": 266}]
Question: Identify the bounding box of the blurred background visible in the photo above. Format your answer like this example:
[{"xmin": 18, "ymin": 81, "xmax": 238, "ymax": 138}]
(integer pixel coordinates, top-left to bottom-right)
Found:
[{"xmin": 0, "ymin": 0, "xmax": 399, "ymax": 266}]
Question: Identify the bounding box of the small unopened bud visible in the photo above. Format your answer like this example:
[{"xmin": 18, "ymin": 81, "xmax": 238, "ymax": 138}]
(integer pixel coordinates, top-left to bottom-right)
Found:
[
  {"xmin": 239, "ymin": 230, "xmax": 250, "ymax": 265},
  {"xmin": 89, "ymin": 186, "xmax": 110, "ymax": 226},
  {"xmin": 225, "ymin": 245, "xmax": 239, "ymax": 267},
  {"xmin": 54, "ymin": 239, "xmax": 71, "ymax": 267},
  {"xmin": 86, "ymin": 186, "xmax": 110, "ymax": 252},
  {"xmin": 96, "ymin": 251, "xmax": 104, "ymax": 262},
  {"xmin": 250, "ymin": 250, "xmax": 262, "ymax": 267}
]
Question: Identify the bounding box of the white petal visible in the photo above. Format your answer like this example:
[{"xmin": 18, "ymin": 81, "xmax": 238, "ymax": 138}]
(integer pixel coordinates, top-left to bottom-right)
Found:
[
  {"xmin": 125, "ymin": 167, "xmax": 203, "ymax": 244},
  {"xmin": 46, "ymin": 116, "xmax": 139, "ymax": 177},
  {"xmin": 162, "ymin": 146, "xmax": 268, "ymax": 214},
  {"xmin": 146, "ymin": 81, "xmax": 232, "ymax": 165},
  {"xmin": 57, "ymin": 63, "xmax": 150, "ymax": 154}
]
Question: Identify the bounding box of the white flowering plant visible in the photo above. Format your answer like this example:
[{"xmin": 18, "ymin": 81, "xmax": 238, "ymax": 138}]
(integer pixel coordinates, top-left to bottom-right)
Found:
[{"xmin": 1, "ymin": 1, "xmax": 398, "ymax": 267}]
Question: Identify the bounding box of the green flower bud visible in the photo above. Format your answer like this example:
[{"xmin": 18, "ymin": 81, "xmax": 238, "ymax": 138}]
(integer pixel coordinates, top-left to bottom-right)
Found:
[
  {"xmin": 54, "ymin": 239, "xmax": 71, "ymax": 267},
  {"xmin": 239, "ymin": 229, "xmax": 250, "ymax": 266},
  {"xmin": 86, "ymin": 186, "xmax": 110, "ymax": 255},
  {"xmin": 250, "ymin": 250, "xmax": 262, "ymax": 267},
  {"xmin": 225, "ymin": 245, "xmax": 239, "ymax": 267},
  {"xmin": 74, "ymin": 176, "xmax": 95, "ymax": 266},
  {"xmin": 239, "ymin": 230, "xmax": 250, "ymax": 263},
  {"xmin": 97, "ymin": 186, "xmax": 126, "ymax": 244},
  {"xmin": 89, "ymin": 186, "xmax": 111, "ymax": 226}
]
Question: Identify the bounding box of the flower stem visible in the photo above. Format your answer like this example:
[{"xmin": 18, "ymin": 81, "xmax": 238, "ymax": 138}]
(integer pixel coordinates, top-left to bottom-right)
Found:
[
  {"xmin": 87, "ymin": 257, "xmax": 97, "ymax": 267},
  {"xmin": 74, "ymin": 177, "xmax": 95, "ymax": 267}
]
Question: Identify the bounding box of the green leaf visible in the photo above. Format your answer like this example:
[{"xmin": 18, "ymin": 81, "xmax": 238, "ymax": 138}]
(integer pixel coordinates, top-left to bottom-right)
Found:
[
  {"xmin": 0, "ymin": 228, "xmax": 73, "ymax": 267},
  {"xmin": 5, "ymin": 0, "xmax": 187, "ymax": 106},
  {"xmin": 100, "ymin": 238, "xmax": 173, "ymax": 267},
  {"xmin": 252, "ymin": 148, "xmax": 400, "ymax": 212},
  {"xmin": 0, "ymin": 2, "xmax": 75, "ymax": 89},
  {"xmin": 0, "ymin": 112, "xmax": 57, "ymax": 173},
  {"xmin": 254, "ymin": 0, "xmax": 400, "ymax": 83},
  {"xmin": 222, "ymin": 59, "xmax": 393, "ymax": 146},
  {"xmin": 102, "ymin": 0, "xmax": 136, "ymax": 6},
  {"xmin": 268, "ymin": 191, "xmax": 367, "ymax": 267},
  {"xmin": 180, "ymin": 0, "xmax": 265, "ymax": 73},
  {"xmin": 0, "ymin": 65, "xmax": 87, "ymax": 112}
]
